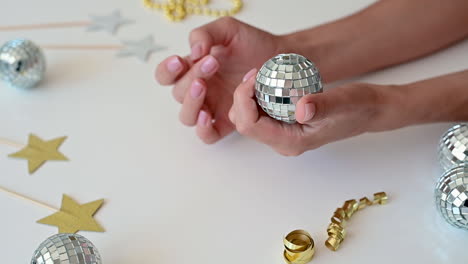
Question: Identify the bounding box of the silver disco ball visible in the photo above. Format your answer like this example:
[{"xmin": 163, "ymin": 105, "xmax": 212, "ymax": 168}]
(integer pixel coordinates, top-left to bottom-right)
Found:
[
  {"xmin": 31, "ymin": 233, "xmax": 102, "ymax": 264},
  {"xmin": 438, "ymin": 124, "xmax": 468, "ymax": 171},
  {"xmin": 0, "ymin": 39, "xmax": 46, "ymax": 89},
  {"xmin": 255, "ymin": 53, "xmax": 323, "ymax": 123},
  {"xmin": 435, "ymin": 164, "xmax": 468, "ymax": 230}
]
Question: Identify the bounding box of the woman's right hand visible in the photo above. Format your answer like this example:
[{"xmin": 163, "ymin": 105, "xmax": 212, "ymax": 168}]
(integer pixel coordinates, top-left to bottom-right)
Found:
[{"xmin": 155, "ymin": 17, "xmax": 290, "ymax": 144}]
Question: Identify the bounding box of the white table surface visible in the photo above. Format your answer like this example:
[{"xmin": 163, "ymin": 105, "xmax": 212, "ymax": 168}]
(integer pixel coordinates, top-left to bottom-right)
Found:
[{"xmin": 1, "ymin": 0, "xmax": 468, "ymax": 263}]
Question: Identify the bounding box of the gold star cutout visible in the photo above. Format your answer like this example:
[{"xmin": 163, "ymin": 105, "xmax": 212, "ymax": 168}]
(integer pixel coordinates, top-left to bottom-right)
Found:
[
  {"xmin": 37, "ymin": 194, "xmax": 105, "ymax": 233},
  {"xmin": 8, "ymin": 134, "xmax": 68, "ymax": 174}
]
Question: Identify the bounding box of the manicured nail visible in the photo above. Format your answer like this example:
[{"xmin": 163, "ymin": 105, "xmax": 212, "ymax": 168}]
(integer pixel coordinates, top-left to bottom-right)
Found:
[
  {"xmin": 201, "ymin": 56, "xmax": 218, "ymax": 74},
  {"xmin": 167, "ymin": 57, "xmax": 182, "ymax": 73},
  {"xmin": 198, "ymin": 110, "xmax": 210, "ymax": 126},
  {"xmin": 190, "ymin": 80, "xmax": 204, "ymax": 98},
  {"xmin": 191, "ymin": 43, "xmax": 203, "ymax": 61},
  {"xmin": 243, "ymin": 68, "xmax": 257, "ymax": 82},
  {"xmin": 303, "ymin": 103, "xmax": 316, "ymax": 122}
]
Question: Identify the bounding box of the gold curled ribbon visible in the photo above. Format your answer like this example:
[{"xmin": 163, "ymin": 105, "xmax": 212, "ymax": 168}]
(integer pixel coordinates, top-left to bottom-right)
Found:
[
  {"xmin": 342, "ymin": 199, "xmax": 359, "ymax": 219},
  {"xmin": 373, "ymin": 192, "xmax": 388, "ymax": 205},
  {"xmin": 284, "ymin": 230, "xmax": 313, "ymax": 252},
  {"xmin": 325, "ymin": 236, "xmax": 342, "ymax": 251},
  {"xmin": 331, "ymin": 208, "xmax": 347, "ymax": 226},
  {"xmin": 358, "ymin": 197, "xmax": 372, "ymax": 210},
  {"xmin": 283, "ymin": 230, "xmax": 315, "ymax": 264},
  {"xmin": 325, "ymin": 192, "xmax": 388, "ymax": 252}
]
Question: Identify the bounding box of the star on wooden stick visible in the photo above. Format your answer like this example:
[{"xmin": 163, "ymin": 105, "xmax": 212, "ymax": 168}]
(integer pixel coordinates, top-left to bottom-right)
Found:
[
  {"xmin": 117, "ymin": 35, "xmax": 166, "ymax": 62},
  {"xmin": 9, "ymin": 134, "xmax": 68, "ymax": 174},
  {"xmin": 87, "ymin": 10, "xmax": 134, "ymax": 35},
  {"xmin": 37, "ymin": 194, "xmax": 105, "ymax": 233}
]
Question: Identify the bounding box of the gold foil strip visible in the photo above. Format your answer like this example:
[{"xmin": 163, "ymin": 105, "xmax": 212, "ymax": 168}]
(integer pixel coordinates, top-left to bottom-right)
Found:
[
  {"xmin": 283, "ymin": 230, "xmax": 315, "ymax": 264},
  {"xmin": 284, "ymin": 230, "xmax": 313, "ymax": 252},
  {"xmin": 331, "ymin": 208, "xmax": 347, "ymax": 226},
  {"xmin": 325, "ymin": 192, "xmax": 388, "ymax": 252},
  {"xmin": 325, "ymin": 236, "xmax": 342, "ymax": 251},
  {"xmin": 358, "ymin": 197, "xmax": 372, "ymax": 210},
  {"xmin": 327, "ymin": 223, "xmax": 346, "ymax": 238},
  {"xmin": 373, "ymin": 192, "xmax": 388, "ymax": 205},
  {"xmin": 342, "ymin": 199, "xmax": 359, "ymax": 219}
]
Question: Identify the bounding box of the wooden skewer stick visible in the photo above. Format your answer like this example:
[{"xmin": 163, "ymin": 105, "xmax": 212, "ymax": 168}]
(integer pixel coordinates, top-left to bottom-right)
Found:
[
  {"xmin": 0, "ymin": 21, "xmax": 90, "ymax": 31},
  {"xmin": 41, "ymin": 44, "xmax": 122, "ymax": 50},
  {"xmin": 0, "ymin": 185, "xmax": 58, "ymax": 211},
  {"xmin": 0, "ymin": 137, "xmax": 25, "ymax": 148}
]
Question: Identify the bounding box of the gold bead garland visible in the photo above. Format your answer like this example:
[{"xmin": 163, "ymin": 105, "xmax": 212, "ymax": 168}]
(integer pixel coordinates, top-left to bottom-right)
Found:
[
  {"xmin": 143, "ymin": 0, "xmax": 244, "ymax": 22},
  {"xmin": 325, "ymin": 192, "xmax": 388, "ymax": 252},
  {"xmin": 283, "ymin": 230, "xmax": 315, "ymax": 264}
]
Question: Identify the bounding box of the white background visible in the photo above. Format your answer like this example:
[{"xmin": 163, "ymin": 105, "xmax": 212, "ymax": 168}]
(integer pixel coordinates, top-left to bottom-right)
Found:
[{"xmin": 1, "ymin": 0, "xmax": 468, "ymax": 263}]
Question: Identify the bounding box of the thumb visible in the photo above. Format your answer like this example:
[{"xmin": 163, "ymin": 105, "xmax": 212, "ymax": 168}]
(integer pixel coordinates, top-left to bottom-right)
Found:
[
  {"xmin": 295, "ymin": 92, "xmax": 336, "ymax": 124},
  {"xmin": 189, "ymin": 17, "xmax": 239, "ymax": 61}
]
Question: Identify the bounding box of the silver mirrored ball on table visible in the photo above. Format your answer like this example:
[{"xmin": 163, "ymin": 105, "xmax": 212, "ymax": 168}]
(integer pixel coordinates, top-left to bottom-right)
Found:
[
  {"xmin": 0, "ymin": 39, "xmax": 46, "ymax": 89},
  {"xmin": 255, "ymin": 53, "xmax": 323, "ymax": 123},
  {"xmin": 435, "ymin": 164, "xmax": 468, "ymax": 230},
  {"xmin": 31, "ymin": 233, "xmax": 102, "ymax": 264},
  {"xmin": 438, "ymin": 124, "xmax": 468, "ymax": 171}
]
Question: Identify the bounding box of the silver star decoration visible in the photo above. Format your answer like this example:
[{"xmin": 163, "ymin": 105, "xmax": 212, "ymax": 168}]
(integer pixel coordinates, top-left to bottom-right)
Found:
[
  {"xmin": 87, "ymin": 10, "xmax": 134, "ymax": 35},
  {"xmin": 116, "ymin": 35, "xmax": 166, "ymax": 62}
]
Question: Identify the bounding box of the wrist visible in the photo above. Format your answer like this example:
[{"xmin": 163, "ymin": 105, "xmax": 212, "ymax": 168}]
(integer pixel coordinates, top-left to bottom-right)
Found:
[
  {"xmin": 279, "ymin": 13, "xmax": 374, "ymax": 83},
  {"xmin": 366, "ymin": 84, "xmax": 415, "ymax": 132},
  {"xmin": 279, "ymin": 30, "xmax": 343, "ymax": 83}
]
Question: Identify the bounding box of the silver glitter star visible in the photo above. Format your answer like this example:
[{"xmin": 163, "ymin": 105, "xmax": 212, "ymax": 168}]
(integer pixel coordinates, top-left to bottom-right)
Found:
[
  {"xmin": 87, "ymin": 10, "xmax": 134, "ymax": 35},
  {"xmin": 116, "ymin": 35, "xmax": 166, "ymax": 62}
]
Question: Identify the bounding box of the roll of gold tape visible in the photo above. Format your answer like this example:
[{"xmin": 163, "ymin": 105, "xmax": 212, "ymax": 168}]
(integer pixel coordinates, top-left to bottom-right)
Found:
[{"xmin": 283, "ymin": 230, "xmax": 315, "ymax": 264}]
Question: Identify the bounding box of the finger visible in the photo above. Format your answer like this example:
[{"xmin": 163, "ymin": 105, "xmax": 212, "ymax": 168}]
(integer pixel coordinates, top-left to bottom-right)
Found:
[
  {"xmin": 155, "ymin": 55, "xmax": 190, "ymax": 85},
  {"xmin": 228, "ymin": 105, "xmax": 236, "ymax": 124},
  {"xmin": 179, "ymin": 79, "xmax": 206, "ymax": 126},
  {"xmin": 295, "ymin": 91, "xmax": 339, "ymax": 124},
  {"xmin": 196, "ymin": 111, "xmax": 233, "ymax": 144},
  {"xmin": 189, "ymin": 17, "xmax": 240, "ymax": 61},
  {"xmin": 232, "ymin": 69, "xmax": 299, "ymax": 148},
  {"xmin": 172, "ymin": 55, "xmax": 219, "ymax": 103}
]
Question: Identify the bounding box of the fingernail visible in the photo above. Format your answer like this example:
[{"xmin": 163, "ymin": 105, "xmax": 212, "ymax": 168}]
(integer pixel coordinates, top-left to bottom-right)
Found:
[
  {"xmin": 201, "ymin": 56, "xmax": 218, "ymax": 74},
  {"xmin": 191, "ymin": 43, "xmax": 203, "ymax": 61},
  {"xmin": 303, "ymin": 103, "xmax": 316, "ymax": 122},
  {"xmin": 198, "ymin": 110, "xmax": 210, "ymax": 126},
  {"xmin": 243, "ymin": 68, "xmax": 257, "ymax": 82},
  {"xmin": 190, "ymin": 80, "xmax": 204, "ymax": 98},
  {"xmin": 167, "ymin": 57, "xmax": 182, "ymax": 73}
]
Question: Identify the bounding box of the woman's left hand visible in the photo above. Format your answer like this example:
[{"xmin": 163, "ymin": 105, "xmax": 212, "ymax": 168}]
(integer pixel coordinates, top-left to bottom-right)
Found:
[{"xmin": 229, "ymin": 69, "xmax": 404, "ymax": 156}]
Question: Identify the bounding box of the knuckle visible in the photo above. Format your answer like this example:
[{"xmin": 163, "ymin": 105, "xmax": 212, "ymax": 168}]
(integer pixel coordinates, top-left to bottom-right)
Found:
[
  {"xmin": 278, "ymin": 148, "xmax": 303, "ymax": 157},
  {"xmin": 189, "ymin": 28, "xmax": 202, "ymax": 39},
  {"xmin": 218, "ymin": 16, "xmax": 237, "ymax": 26},
  {"xmin": 275, "ymin": 139, "xmax": 305, "ymax": 157},
  {"xmin": 236, "ymin": 122, "xmax": 252, "ymax": 135}
]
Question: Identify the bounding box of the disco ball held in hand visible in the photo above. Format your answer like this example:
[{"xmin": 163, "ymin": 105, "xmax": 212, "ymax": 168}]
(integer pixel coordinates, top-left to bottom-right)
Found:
[
  {"xmin": 439, "ymin": 124, "xmax": 468, "ymax": 171},
  {"xmin": 0, "ymin": 39, "xmax": 46, "ymax": 89},
  {"xmin": 255, "ymin": 53, "xmax": 323, "ymax": 123},
  {"xmin": 435, "ymin": 164, "xmax": 468, "ymax": 230},
  {"xmin": 31, "ymin": 233, "xmax": 102, "ymax": 264}
]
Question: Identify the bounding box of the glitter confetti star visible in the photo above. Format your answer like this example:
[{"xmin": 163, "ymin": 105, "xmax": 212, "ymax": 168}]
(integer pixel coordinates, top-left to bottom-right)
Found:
[
  {"xmin": 116, "ymin": 35, "xmax": 166, "ymax": 62},
  {"xmin": 37, "ymin": 194, "xmax": 105, "ymax": 234},
  {"xmin": 9, "ymin": 134, "xmax": 68, "ymax": 174},
  {"xmin": 87, "ymin": 10, "xmax": 134, "ymax": 35}
]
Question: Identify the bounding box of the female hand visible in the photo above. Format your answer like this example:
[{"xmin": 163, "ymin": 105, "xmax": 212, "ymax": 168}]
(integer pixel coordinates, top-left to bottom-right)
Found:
[
  {"xmin": 229, "ymin": 69, "xmax": 404, "ymax": 156},
  {"xmin": 155, "ymin": 17, "xmax": 288, "ymax": 144}
]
